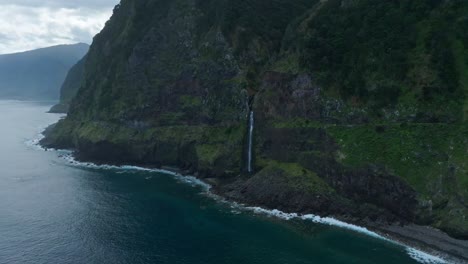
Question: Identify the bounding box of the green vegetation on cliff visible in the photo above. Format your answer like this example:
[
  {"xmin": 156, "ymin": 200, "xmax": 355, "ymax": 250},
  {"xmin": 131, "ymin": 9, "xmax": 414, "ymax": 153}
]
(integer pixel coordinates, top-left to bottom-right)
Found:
[
  {"xmin": 44, "ymin": 0, "xmax": 468, "ymax": 239},
  {"xmin": 287, "ymin": 0, "xmax": 468, "ymax": 122},
  {"xmin": 327, "ymin": 123, "xmax": 468, "ymax": 234}
]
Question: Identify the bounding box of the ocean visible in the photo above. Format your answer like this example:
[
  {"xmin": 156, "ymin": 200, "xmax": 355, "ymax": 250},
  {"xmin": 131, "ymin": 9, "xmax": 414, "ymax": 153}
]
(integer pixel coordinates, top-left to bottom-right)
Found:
[{"xmin": 0, "ymin": 100, "xmax": 445, "ymax": 264}]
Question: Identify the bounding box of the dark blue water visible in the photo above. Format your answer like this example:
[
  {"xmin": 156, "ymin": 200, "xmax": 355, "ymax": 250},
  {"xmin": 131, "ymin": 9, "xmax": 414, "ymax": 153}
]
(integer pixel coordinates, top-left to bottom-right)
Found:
[{"xmin": 0, "ymin": 101, "xmax": 436, "ymax": 264}]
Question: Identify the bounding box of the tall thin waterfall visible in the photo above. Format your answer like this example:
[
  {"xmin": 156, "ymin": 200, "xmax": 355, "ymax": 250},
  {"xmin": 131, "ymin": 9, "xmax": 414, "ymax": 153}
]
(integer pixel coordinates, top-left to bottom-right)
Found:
[{"xmin": 247, "ymin": 111, "xmax": 254, "ymax": 173}]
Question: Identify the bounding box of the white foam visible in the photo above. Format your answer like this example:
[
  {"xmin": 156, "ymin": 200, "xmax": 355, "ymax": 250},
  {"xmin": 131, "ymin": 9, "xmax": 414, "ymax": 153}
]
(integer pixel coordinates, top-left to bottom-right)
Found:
[
  {"xmin": 24, "ymin": 114, "xmax": 65, "ymax": 151},
  {"xmin": 25, "ymin": 136, "xmax": 45, "ymax": 150},
  {"xmin": 244, "ymin": 206, "xmax": 386, "ymax": 240},
  {"xmin": 25, "ymin": 134, "xmax": 210, "ymax": 192},
  {"xmin": 59, "ymin": 153, "xmax": 212, "ymax": 191},
  {"xmin": 246, "ymin": 207, "xmax": 299, "ymax": 220},
  {"xmin": 406, "ymin": 248, "xmax": 447, "ymax": 264},
  {"xmin": 302, "ymin": 214, "xmax": 388, "ymax": 241},
  {"xmin": 25, "ymin": 128, "xmax": 47, "ymax": 150}
]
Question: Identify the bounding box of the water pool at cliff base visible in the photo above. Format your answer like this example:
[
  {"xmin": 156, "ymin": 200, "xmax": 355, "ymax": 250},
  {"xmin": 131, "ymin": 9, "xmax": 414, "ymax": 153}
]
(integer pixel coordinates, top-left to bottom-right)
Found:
[{"xmin": 0, "ymin": 100, "xmax": 443, "ymax": 264}]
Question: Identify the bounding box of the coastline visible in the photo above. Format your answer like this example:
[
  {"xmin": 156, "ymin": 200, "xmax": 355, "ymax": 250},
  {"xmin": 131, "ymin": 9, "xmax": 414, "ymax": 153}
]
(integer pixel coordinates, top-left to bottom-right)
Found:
[
  {"xmin": 371, "ymin": 224, "xmax": 468, "ymax": 263},
  {"xmin": 29, "ymin": 129, "xmax": 467, "ymax": 264}
]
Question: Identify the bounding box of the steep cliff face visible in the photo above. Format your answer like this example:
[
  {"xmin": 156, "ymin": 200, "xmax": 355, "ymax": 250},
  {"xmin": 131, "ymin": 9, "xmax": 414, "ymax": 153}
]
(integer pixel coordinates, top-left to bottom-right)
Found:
[
  {"xmin": 43, "ymin": 0, "xmax": 468, "ymax": 238},
  {"xmin": 49, "ymin": 56, "xmax": 87, "ymax": 113}
]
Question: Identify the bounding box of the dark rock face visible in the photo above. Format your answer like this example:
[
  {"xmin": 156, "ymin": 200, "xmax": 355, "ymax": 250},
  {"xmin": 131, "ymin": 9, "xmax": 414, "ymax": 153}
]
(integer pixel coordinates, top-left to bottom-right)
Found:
[
  {"xmin": 253, "ymin": 125, "xmax": 418, "ymax": 222},
  {"xmin": 222, "ymin": 167, "xmax": 341, "ymax": 215},
  {"xmin": 256, "ymin": 72, "xmax": 323, "ymax": 121},
  {"xmin": 42, "ymin": 0, "xmax": 468, "ymax": 239}
]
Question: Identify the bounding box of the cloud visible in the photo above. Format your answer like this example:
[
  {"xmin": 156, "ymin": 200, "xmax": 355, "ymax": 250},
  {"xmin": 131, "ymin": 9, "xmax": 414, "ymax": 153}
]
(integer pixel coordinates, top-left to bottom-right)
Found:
[{"xmin": 0, "ymin": 1, "xmax": 119, "ymax": 54}]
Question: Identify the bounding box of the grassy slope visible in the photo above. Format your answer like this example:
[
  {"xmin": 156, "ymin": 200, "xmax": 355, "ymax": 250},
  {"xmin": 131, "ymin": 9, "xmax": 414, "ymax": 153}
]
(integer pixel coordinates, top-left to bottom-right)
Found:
[
  {"xmin": 327, "ymin": 123, "xmax": 468, "ymax": 232},
  {"xmin": 265, "ymin": 0, "xmax": 468, "ymax": 233}
]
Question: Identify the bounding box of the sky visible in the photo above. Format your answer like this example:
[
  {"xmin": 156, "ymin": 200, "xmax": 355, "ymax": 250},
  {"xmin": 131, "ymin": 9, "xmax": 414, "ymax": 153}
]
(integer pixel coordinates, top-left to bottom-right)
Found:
[{"xmin": 0, "ymin": 0, "xmax": 120, "ymax": 54}]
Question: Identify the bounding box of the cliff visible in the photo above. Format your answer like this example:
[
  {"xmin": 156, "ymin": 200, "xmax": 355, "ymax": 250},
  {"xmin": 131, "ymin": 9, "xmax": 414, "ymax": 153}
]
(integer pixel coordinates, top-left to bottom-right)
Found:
[
  {"xmin": 42, "ymin": 0, "xmax": 468, "ymax": 240},
  {"xmin": 49, "ymin": 56, "xmax": 87, "ymax": 113},
  {"xmin": 0, "ymin": 43, "xmax": 89, "ymax": 100}
]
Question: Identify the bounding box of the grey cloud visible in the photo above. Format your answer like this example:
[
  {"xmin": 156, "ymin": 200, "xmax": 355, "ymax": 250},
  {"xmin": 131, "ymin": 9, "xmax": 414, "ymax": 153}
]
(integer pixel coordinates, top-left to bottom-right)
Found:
[{"xmin": 0, "ymin": 0, "xmax": 120, "ymax": 54}]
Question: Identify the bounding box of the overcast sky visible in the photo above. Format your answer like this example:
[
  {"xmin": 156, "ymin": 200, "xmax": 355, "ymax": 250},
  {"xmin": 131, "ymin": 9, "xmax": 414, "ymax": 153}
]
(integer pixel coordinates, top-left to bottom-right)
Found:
[{"xmin": 0, "ymin": 0, "xmax": 120, "ymax": 54}]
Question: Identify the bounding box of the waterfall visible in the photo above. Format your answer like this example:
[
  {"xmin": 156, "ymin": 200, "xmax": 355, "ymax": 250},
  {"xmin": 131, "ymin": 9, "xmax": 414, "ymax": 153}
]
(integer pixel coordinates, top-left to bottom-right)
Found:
[{"xmin": 247, "ymin": 111, "xmax": 254, "ymax": 173}]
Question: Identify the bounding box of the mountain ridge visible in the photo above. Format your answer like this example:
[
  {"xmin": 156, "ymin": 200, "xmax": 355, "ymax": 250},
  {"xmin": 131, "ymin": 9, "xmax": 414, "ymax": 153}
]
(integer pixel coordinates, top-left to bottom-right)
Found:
[
  {"xmin": 43, "ymin": 0, "xmax": 468, "ymax": 251},
  {"xmin": 0, "ymin": 43, "xmax": 89, "ymax": 100}
]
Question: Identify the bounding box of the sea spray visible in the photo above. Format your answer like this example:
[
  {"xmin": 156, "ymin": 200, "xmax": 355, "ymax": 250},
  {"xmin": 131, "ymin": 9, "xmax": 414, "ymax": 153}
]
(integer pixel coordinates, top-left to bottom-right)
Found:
[
  {"xmin": 26, "ymin": 133, "xmax": 448, "ymax": 264},
  {"xmin": 61, "ymin": 153, "xmax": 212, "ymax": 191},
  {"xmin": 24, "ymin": 115, "xmax": 65, "ymax": 151},
  {"xmin": 247, "ymin": 111, "xmax": 254, "ymax": 173}
]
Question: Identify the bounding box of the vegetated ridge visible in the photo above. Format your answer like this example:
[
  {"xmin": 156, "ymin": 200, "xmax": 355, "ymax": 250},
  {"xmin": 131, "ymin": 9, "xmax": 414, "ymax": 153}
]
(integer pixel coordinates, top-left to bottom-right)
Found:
[{"xmin": 43, "ymin": 0, "xmax": 468, "ymax": 249}]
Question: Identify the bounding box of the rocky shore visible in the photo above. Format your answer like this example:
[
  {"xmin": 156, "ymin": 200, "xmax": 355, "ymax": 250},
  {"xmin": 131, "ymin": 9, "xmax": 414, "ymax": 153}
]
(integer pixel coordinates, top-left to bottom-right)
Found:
[
  {"xmin": 373, "ymin": 224, "xmax": 468, "ymax": 263},
  {"xmin": 40, "ymin": 131, "xmax": 468, "ymax": 263},
  {"xmin": 210, "ymin": 175, "xmax": 468, "ymax": 263},
  {"xmin": 40, "ymin": 0, "xmax": 468, "ymax": 262}
]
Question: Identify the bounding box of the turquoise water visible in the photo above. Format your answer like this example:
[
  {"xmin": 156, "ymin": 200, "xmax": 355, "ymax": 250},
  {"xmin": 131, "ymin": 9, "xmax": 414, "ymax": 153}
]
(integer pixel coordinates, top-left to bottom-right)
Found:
[{"xmin": 0, "ymin": 101, "xmax": 436, "ymax": 264}]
